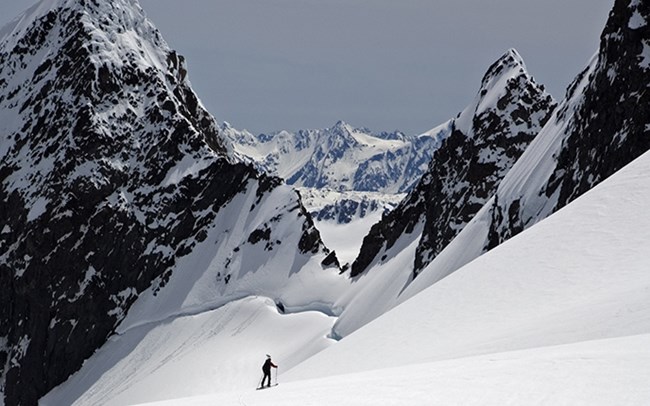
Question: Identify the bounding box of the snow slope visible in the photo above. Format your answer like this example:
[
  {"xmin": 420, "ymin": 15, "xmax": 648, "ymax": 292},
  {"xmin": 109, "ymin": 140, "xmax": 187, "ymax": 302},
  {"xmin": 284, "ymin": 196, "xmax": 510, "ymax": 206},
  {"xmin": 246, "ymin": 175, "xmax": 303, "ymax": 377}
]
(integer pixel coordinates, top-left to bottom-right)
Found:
[
  {"xmin": 291, "ymin": 148, "xmax": 650, "ymax": 378},
  {"xmin": 95, "ymin": 128, "xmax": 650, "ymax": 406},
  {"xmin": 139, "ymin": 334, "xmax": 650, "ymax": 406},
  {"xmin": 42, "ymin": 296, "xmax": 337, "ymax": 405},
  {"xmin": 314, "ymin": 210, "xmax": 387, "ymax": 266},
  {"xmin": 281, "ymin": 149, "xmax": 650, "ymax": 403},
  {"xmin": 41, "ymin": 181, "xmax": 350, "ymax": 405}
]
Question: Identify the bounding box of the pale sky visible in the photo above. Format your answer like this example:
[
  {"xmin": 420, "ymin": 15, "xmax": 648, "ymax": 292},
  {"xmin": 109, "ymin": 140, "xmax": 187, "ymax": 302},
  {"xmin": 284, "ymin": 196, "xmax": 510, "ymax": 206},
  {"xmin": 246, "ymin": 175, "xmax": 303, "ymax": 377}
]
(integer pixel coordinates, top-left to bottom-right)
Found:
[{"xmin": 1, "ymin": 0, "xmax": 613, "ymax": 135}]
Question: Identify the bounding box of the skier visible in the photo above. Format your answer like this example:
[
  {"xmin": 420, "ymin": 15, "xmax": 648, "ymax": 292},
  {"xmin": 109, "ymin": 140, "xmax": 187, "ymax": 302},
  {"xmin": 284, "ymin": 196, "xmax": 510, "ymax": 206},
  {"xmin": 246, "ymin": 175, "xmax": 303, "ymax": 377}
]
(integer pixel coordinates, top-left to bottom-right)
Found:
[{"xmin": 260, "ymin": 354, "xmax": 278, "ymax": 388}]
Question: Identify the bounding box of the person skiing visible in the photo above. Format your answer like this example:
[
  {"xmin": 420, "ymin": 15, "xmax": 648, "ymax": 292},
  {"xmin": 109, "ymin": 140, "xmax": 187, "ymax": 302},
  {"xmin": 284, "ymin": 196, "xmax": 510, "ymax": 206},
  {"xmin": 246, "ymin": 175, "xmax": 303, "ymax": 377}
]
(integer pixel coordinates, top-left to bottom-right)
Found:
[{"xmin": 260, "ymin": 354, "xmax": 278, "ymax": 388}]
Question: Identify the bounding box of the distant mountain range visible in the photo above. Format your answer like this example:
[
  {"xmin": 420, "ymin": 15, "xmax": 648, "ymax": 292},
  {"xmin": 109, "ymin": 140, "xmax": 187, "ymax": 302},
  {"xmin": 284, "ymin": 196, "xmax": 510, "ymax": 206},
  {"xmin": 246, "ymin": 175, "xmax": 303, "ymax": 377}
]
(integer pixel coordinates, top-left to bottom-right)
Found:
[
  {"xmin": 222, "ymin": 119, "xmax": 451, "ymax": 224},
  {"xmin": 223, "ymin": 120, "xmax": 450, "ymax": 194}
]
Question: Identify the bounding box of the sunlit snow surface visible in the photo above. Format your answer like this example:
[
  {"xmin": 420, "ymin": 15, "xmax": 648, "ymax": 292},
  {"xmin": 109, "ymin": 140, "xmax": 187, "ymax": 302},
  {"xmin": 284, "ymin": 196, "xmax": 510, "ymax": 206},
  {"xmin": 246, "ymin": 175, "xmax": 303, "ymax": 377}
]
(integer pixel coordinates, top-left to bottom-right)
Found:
[
  {"xmin": 43, "ymin": 148, "xmax": 650, "ymax": 405},
  {"xmin": 136, "ymin": 334, "xmax": 650, "ymax": 406},
  {"xmin": 43, "ymin": 297, "xmax": 336, "ymax": 405}
]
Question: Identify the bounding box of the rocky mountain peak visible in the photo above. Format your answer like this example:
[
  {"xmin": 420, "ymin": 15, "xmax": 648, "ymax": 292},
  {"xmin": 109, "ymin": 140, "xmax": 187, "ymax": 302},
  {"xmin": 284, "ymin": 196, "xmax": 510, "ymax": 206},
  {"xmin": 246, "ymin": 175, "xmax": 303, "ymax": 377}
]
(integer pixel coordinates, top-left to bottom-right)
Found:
[
  {"xmin": 351, "ymin": 49, "xmax": 556, "ymax": 278},
  {"xmin": 455, "ymin": 48, "xmax": 550, "ymax": 139},
  {"xmin": 481, "ymin": 48, "xmax": 526, "ymax": 84},
  {"xmin": 332, "ymin": 119, "xmax": 352, "ymax": 132}
]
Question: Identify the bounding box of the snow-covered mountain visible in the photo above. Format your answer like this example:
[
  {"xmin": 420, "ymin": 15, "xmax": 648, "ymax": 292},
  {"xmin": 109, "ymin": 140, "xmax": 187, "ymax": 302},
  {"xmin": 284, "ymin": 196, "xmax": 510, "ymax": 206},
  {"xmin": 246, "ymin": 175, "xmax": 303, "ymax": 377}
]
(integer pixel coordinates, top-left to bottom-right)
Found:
[
  {"xmin": 3, "ymin": 0, "xmax": 649, "ymax": 404},
  {"xmin": 400, "ymin": 0, "xmax": 650, "ymax": 300},
  {"xmin": 224, "ymin": 120, "xmax": 449, "ymax": 195},
  {"xmin": 351, "ymin": 48, "xmax": 556, "ymax": 279},
  {"xmin": 296, "ymin": 187, "xmax": 405, "ymax": 268},
  {"xmin": 46, "ymin": 105, "xmax": 650, "ymax": 406},
  {"xmin": 295, "ymin": 187, "xmax": 404, "ymax": 224},
  {"xmin": 0, "ymin": 1, "xmax": 342, "ymax": 405}
]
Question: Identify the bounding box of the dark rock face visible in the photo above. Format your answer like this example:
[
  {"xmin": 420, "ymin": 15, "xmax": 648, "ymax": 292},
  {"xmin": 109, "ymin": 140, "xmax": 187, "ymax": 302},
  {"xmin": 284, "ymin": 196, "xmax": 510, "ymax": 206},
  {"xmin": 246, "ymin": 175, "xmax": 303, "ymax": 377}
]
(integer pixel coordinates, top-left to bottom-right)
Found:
[
  {"xmin": 321, "ymin": 250, "xmax": 342, "ymax": 269},
  {"xmin": 0, "ymin": 1, "xmax": 326, "ymax": 405},
  {"xmin": 485, "ymin": 0, "xmax": 650, "ymax": 250},
  {"xmin": 352, "ymin": 49, "xmax": 556, "ymax": 278}
]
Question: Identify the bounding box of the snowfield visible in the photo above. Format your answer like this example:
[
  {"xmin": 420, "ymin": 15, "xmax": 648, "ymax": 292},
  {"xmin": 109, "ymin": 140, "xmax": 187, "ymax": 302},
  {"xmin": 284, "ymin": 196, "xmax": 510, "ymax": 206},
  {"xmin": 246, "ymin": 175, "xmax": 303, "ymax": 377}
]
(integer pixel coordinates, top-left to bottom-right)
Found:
[
  {"xmin": 42, "ymin": 297, "xmax": 337, "ymax": 405},
  {"xmin": 43, "ymin": 149, "xmax": 650, "ymax": 405},
  {"xmin": 136, "ymin": 334, "xmax": 650, "ymax": 406}
]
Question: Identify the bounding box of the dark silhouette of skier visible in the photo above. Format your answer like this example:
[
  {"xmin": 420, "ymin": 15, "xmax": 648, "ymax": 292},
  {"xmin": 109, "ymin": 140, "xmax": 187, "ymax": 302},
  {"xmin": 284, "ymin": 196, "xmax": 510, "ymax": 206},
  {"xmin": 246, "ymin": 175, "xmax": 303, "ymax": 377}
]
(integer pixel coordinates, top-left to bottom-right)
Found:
[{"xmin": 260, "ymin": 354, "xmax": 277, "ymax": 388}]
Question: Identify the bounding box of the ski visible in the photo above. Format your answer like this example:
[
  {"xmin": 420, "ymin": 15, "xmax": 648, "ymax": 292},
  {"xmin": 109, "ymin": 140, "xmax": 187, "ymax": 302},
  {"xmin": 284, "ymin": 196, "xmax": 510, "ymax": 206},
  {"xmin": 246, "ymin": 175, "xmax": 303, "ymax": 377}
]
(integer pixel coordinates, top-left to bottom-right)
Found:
[{"xmin": 256, "ymin": 383, "xmax": 278, "ymax": 390}]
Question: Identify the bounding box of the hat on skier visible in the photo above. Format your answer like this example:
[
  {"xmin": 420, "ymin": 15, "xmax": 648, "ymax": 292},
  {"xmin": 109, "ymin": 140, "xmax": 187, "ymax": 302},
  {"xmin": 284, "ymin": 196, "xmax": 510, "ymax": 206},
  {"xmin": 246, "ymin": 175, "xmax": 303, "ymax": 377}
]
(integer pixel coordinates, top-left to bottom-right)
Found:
[{"xmin": 266, "ymin": 354, "xmax": 271, "ymax": 359}]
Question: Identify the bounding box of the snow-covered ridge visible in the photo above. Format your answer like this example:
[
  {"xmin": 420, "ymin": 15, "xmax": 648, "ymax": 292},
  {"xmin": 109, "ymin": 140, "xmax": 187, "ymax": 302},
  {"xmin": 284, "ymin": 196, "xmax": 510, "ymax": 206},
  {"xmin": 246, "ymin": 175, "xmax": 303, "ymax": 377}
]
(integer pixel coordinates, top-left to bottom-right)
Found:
[{"xmin": 296, "ymin": 187, "xmax": 404, "ymax": 222}]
